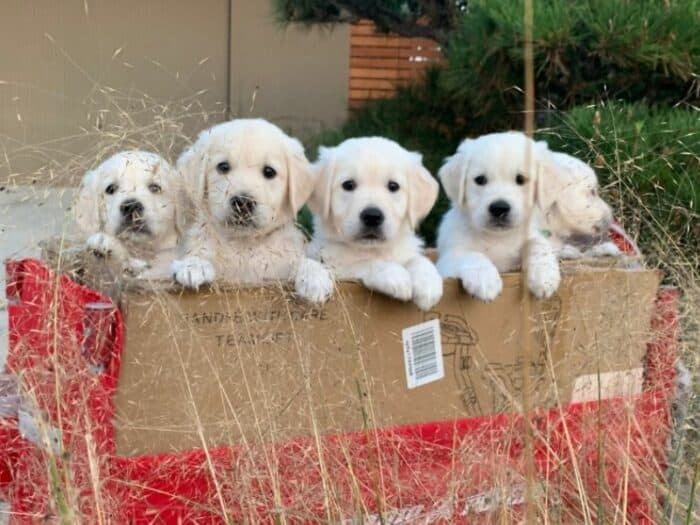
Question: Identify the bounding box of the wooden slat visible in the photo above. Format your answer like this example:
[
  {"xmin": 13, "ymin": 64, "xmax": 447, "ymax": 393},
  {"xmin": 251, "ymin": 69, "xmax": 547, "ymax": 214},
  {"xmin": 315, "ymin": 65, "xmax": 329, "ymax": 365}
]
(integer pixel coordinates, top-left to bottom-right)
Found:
[
  {"xmin": 351, "ymin": 46, "xmax": 440, "ymax": 59},
  {"xmin": 351, "ymin": 35, "xmax": 407, "ymax": 48},
  {"xmin": 349, "ymin": 68, "xmax": 418, "ymax": 80},
  {"xmin": 349, "ymin": 89, "xmax": 395, "ymax": 99},
  {"xmin": 349, "ymin": 78, "xmax": 397, "ymax": 90},
  {"xmin": 350, "ymin": 24, "xmax": 380, "ymax": 36},
  {"xmin": 350, "ymin": 57, "xmax": 438, "ymax": 69}
]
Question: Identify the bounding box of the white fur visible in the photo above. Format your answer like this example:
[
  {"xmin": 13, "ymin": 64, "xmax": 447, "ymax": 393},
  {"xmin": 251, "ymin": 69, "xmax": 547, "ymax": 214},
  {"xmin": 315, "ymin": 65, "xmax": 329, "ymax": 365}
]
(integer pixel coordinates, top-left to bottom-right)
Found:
[
  {"xmin": 546, "ymin": 152, "xmax": 618, "ymax": 259},
  {"xmin": 307, "ymin": 137, "xmax": 442, "ymax": 310},
  {"xmin": 73, "ymin": 151, "xmax": 182, "ymax": 278},
  {"xmin": 171, "ymin": 118, "xmax": 333, "ymax": 303},
  {"xmin": 436, "ymin": 132, "xmax": 561, "ymax": 301}
]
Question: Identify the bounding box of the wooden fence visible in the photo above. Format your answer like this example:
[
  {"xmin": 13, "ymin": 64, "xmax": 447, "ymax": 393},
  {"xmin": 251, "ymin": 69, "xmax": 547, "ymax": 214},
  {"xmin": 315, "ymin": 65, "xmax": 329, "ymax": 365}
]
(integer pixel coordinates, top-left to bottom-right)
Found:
[{"xmin": 349, "ymin": 20, "xmax": 442, "ymax": 109}]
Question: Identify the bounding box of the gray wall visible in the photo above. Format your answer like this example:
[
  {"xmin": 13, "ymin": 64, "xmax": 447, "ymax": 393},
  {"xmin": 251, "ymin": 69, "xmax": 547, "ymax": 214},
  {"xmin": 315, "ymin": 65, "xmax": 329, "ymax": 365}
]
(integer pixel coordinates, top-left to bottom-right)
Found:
[
  {"xmin": 0, "ymin": 0, "xmax": 349, "ymax": 185},
  {"xmin": 230, "ymin": 1, "xmax": 349, "ymax": 136}
]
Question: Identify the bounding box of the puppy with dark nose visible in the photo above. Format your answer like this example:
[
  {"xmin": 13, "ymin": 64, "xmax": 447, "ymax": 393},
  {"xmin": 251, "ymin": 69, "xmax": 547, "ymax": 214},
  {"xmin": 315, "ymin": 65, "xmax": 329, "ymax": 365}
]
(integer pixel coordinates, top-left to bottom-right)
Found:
[
  {"xmin": 543, "ymin": 152, "xmax": 620, "ymax": 259},
  {"xmin": 437, "ymin": 132, "xmax": 561, "ymax": 301},
  {"xmin": 73, "ymin": 151, "xmax": 183, "ymax": 277},
  {"xmin": 171, "ymin": 118, "xmax": 334, "ymax": 304},
  {"xmin": 307, "ymin": 137, "xmax": 443, "ymax": 311}
]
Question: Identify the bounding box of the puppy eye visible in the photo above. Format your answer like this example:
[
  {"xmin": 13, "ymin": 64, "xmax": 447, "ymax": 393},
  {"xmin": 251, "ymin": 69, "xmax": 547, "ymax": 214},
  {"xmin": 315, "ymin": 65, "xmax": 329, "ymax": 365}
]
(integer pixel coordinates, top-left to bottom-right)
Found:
[
  {"xmin": 590, "ymin": 188, "xmax": 597, "ymax": 197},
  {"xmin": 216, "ymin": 161, "xmax": 230, "ymax": 174},
  {"xmin": 515, "ymin": 174, "xmax": 527, "ymax": 185},
  {"xmin": 105, "ymin": 184, "xmax": 117, "ymax": 195},
  {"xmin": 387, "ymin": 181, "xmax": 400, "ymax": 193},
  {"xmin": 148, "ymin": 183, "xmax": 162, "ymax": 194},
  {"xmin": 341, "ymin": 179, "xmax": 357, "ymax": 191},
  {"xmin": 474, "ymin": 175, "xmax": 487, "ymax": 186},
  {"xmin": 262, "ymin": 166, "xmax": 277, "ymax": 179}
]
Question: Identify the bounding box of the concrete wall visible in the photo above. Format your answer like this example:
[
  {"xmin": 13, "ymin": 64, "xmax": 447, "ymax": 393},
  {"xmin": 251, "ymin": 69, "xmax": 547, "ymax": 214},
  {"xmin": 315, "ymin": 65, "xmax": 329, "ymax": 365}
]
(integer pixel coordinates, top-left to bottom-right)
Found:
[
  {"xmin": 229, "ymin": 1, "xmax": 349, "ymax": 136},
  {"xmin": 0, "ymin": 0, "xmax": 349, "ymax": 185}
]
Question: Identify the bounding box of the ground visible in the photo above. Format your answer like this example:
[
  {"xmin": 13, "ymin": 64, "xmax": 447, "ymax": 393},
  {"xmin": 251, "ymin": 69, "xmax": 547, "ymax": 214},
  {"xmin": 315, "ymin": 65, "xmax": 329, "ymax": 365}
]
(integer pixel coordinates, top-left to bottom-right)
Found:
[{"xmin": 0, "ymin": 187, "xmax": 76, "ymax": 367}]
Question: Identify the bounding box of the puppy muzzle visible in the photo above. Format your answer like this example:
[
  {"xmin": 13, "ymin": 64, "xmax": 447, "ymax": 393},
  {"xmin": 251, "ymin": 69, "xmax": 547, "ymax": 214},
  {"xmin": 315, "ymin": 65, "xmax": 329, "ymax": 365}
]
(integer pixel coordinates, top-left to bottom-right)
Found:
[
  {"xmin": 487, "ymin": 200, "xmax": 512, "ymax": 229},
  {"xmin": 118, "ymin": 199, "xmax": 150, "ymax": 235},
  {"xmin": 226, "ymin": 194, "xmax": 257, "ymax": 228},
  {"xmin": 356, "ymin": 206, "xmax": 386, "ymax": 242},
  {"xmin": 567, "ymin": 218, "xmax": 612, "ymax": 247}
]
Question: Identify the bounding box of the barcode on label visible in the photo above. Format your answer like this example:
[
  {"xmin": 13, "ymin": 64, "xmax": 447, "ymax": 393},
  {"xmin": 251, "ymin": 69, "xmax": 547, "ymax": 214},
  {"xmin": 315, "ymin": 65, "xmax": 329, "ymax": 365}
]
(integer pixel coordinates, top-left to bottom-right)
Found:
[{"xmin": 402, "ymin": 319, "xmax": 444, "ymax": 389}]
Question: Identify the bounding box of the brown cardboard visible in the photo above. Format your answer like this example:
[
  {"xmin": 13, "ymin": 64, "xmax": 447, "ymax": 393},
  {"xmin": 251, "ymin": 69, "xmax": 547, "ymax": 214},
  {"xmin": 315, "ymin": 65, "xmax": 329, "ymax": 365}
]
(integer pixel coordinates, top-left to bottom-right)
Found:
[{"xmin": 113, "ymin": 262, "xmax": 659, "ymax": 456}]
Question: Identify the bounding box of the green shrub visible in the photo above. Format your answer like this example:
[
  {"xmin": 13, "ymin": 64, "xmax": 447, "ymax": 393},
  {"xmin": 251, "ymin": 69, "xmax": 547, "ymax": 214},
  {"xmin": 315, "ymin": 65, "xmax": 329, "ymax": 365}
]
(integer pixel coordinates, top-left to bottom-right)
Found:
[{"xmin": 444, "ymin": 0, "xmax": 700, "ymax": 122}]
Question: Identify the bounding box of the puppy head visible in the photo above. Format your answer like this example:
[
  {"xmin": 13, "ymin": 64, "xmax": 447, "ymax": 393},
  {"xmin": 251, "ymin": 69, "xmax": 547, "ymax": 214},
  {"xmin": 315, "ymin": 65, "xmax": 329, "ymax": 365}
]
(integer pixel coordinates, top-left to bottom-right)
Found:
[
  {"xmin": 309, "ymin": 137, "xmax": 438, "ymax": 244},
  {"xmin": 74, "ymin": 151, "xmax": 182, "ymax": 241},
  {"xmin": 177, "ymin": 118, "xmax": 315, "ymax": 237},
  {"xmin": 541, "ymin": 152, "xmax": 613, "ymax": 244},
  {"xmin": 439, "ymin": 132, "xmax": 550, "ymax": 233}
]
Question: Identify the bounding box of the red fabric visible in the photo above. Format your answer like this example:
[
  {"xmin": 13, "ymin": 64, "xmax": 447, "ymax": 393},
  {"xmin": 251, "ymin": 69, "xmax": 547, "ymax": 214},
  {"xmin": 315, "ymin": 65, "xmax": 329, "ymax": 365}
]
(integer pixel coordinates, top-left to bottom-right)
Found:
[
  {"xmin": 609, "ymin": 223, "xmax": 637, "ymax": 255},
  {"xmin": 0, "ymin": 249, "xmax": 677, "ymax": 524}
]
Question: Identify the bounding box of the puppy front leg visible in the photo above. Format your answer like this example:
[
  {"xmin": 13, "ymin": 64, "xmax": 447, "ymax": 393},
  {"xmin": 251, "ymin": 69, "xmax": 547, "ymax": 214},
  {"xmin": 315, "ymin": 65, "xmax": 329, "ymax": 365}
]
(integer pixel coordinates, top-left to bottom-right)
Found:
[
  {"xmin": 437, "ymin": 251, "xmax": 502, "ymax": 301},
  {"xmin": 526, "ymin": 235, "xmax": 561, "ymax": 299},
  {"xmin": 87, "ymin": 232, "xmax": 131, "ymax": 267},
  {"xmin": 171, "ymin": 224, "xmax": 216, "ymax": 289},
  {"xmin": 585, "ymin": 241, "xmax": 621, "ymax": 258},
  {"xmin": 559, "ymin": 243, "xmax": 584, "ymax": 260},
  {"xmin": 406, "ymin": 255, "xmax": 443, "ymax": 310},
  {"xmin": 358, "ymin": 260, "xmax": 413, "ymax": 303},
  {"xmin": 294, "ymin": 257, "xmax": 334, "ymax": 304},
  {"xmin": 87, "ymin": 232, "xmax": 151, "ymax": 276}
]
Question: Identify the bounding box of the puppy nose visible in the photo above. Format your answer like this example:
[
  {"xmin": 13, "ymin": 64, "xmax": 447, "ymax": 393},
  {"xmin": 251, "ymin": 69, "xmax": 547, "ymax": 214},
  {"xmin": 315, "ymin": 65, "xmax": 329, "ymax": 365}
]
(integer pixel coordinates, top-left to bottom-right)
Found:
[
  {"xmin": 120, "ymin": 199, "xmax": 144, "ymax": 217},
  {"xmin": 360, "ymin": 207, "xmax": 385, "ymax": 228},
  {"xmin": 488, "ymin": 200, "xmax": 511, "ymax": 219},
  {"xmin": 230, "ymin": 194, "xmax": 256, "ymax": 214}
]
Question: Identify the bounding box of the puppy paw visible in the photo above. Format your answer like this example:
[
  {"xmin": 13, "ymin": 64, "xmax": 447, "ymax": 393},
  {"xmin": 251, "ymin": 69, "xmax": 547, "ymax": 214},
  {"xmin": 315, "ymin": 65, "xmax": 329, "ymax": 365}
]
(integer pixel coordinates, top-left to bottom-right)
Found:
[
  {"xmin": 412, "ymin": 270, "xmax": 443, "ymax": 311},
  {"xmin": 559, "ymin": 244, "xmax": 584, "ymax": 260},
  {"xmin": 295, "ymin": 259, "xmax": 334, "ymax": 304},
  {"xmin": 527, "ymin": 261, "xmax": 561, "ymax": 299},
  {"xmin": 364, "ymin": 264, "xmax": 413, "ymax": 302},
  {"xmin": 125, "ymin": 258, "xmax": 151, "ymax": 277},
  {"xmin": 460, "ymin": 264, "xmax": 502, "ymax": 302},
  {"xmin": 171, "ymin": 257, "xmax": 215, "ymax": 290},
  {"xmin": 87, "ymin": 233, "xmax": 116, "ymax": 259},
  {"xmin": 586, "ymin": 241, "xmax": 621, "ymax": 258}
]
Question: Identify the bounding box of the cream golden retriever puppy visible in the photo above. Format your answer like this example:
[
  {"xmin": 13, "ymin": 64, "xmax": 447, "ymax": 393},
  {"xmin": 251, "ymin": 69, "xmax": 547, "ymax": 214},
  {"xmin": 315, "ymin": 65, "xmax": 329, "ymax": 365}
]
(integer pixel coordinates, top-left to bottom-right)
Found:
[
  {"xmin": 171, "ymin": 118, "xmax": 333, "ymax": 303},
  {"xmin": 545, "ymin": 152, "xmax": 619, "ymax": 259},
  {"xmin": 307, "ymin": 137, "xmax": 442, "ymax": 310},
  {"xmin": 74, "ymin": 150, "xmax": 182, "ymax": 278},
  {"xmin": 436, "ymin": 132, "xmax": 561, "ymax": 301}
]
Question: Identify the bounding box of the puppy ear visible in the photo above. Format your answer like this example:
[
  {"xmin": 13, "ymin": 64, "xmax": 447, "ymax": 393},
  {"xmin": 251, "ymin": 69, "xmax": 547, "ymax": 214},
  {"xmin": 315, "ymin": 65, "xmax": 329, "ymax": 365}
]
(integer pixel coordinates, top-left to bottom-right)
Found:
[
  {"xmin": 307, "ymin": 146, "xmax": 335, "ymax": 221},
  {"xmin": 439, "ymin": 138, "xmax": 474, "ymax": 207},
  {"xmin": 534, "ymin": 141, "xmax": 564, "ymax": 214},
  {"xmin": 407, "ymin": 154, "xmax": 439, "ymax": 229},
  {"xmin": 284, "ymin": 137, "xmax": 316, "ymax": 216},
  {"xmin": 176, "ymin": 131, "xmax": 210, "ymax": 214},
  {"xmin": 439, "ymin": 154, "xmax": 470, "ymax": 210},
  {"xmin": 73, "ymin": 168, "xmax": 103, "ymax": 233},
  {"xmin": 165, "ymin": 164, "xmax": 189, "ymax": 237}
]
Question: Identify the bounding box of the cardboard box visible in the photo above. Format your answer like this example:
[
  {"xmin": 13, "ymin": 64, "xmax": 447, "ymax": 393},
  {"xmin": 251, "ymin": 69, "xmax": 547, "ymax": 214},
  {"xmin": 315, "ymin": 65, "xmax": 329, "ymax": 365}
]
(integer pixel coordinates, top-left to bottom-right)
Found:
[{"xmin": 112, "ymin": 260, "xmax": 659, "ymax": 456}]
